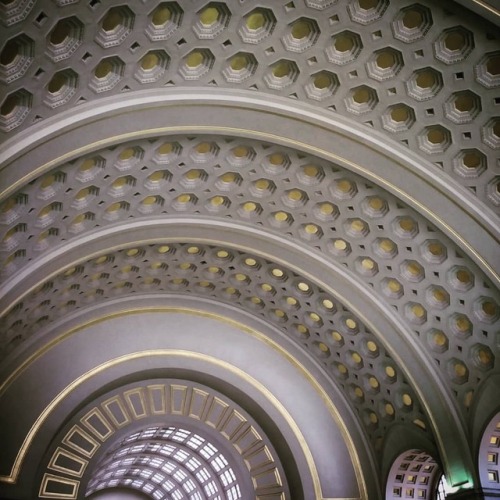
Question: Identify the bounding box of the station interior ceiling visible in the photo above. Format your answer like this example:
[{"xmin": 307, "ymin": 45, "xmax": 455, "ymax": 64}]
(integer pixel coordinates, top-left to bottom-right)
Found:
[{"xmin": 0, "ymin": 1, "xmax": 499, "ymax": 499}]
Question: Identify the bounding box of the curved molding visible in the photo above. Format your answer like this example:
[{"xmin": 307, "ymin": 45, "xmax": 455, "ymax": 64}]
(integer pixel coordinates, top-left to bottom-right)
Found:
[
  {"xmin": 0, "ymin": 308, "xmax": 372, "ymax": 499},
  {"xmin": 0, "ymin": 216, "xmax": 476, "ymax": 489},
  {"xmin": 7, "ymin": 351, "xmax": 306, "ymax": 493},
  {"xmin": 0, "ymin": 88, "xmax": 498, "ymax": 283},
  {"xmin": 451, "ymin": 0, "xmax": 500, "ymax": 26},
  {"xmin": 40, "ymin": 379, "xmax": 287, "ymax": 500}
]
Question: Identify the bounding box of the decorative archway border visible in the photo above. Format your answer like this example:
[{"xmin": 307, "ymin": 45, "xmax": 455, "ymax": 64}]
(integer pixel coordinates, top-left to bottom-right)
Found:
[
  {"xmin": 39, "ymin": 379, "xmax": 288, "ymax": 499},
  {"xmin": 0, "ymin": 338, "xmax": 369, "ymax": 500},
  {"xmin": 0, "ymin": 89, "xmax": 497, "ymax": 283},
  {"xmin": 385, "ymin": 449, "xmax": 443, "ymax": 500},
  {"xmin": 478, "ymin": 412, "xmax": 500, "ymax": 490},
  {"xmin": 0, "ymin": 219, "xmax": 476, "ymax": 490}
]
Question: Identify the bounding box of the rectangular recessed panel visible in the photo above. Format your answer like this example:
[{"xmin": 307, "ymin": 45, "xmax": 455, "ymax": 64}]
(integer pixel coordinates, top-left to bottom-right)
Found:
[
  {"xmin": 188, "ymin": 388, "xmax": 209, "ymax": 420},
  {"xmin": 124, "ymin": 388, "xmax": 148, "ymax": 419},
  {"xmin": 81, "ymin": 408, "xmax": 113, "ymax": 441},
  {"xmin": 62, "ymin": 426, "xmax": 99, "ymax": 458},
  {"xmin": 48, "ymin": 447, "xmax": 88, "ymax": 477},
  {"xmin": 255, "ymin": 493, "xmax": 284, "ymax": 500},
  {"xmin": 488, "ymin": 470, "xmax": 499, "ymax": 482},
  {"xmin": 234, "ymin": 426, "xmax": 261, "ymax": 455},
  {"xmin": 221, "ymin": 409, "xmax": 246, "ymax": 441},
  {"xmin": 393, "ymin": 487, "xmax": 402, "ymax": 498},
  {"xmin": 102, "ymin": 396, "xmax": 130, "ymax": 427},
  {"xmin": 170, "ymin": 385, "xmax": 188, "ymax": 415},
  {"xmin": 40, "ymin": 473, "xmax": 79, "ymax": 499},
  {"xmin": 251, "ymin": 468, "xmax": 282, "ymax": 490},
  {"xmin": 205, "ymin": 397, "xmax": 229, "ymax": 429},
  {"xmin": 243, "ymin": 444, "xmax": 273, "ymax": 472},
  {"xmin": 148, "ymin": 385, "xmax": 167, "ymax": 415}
]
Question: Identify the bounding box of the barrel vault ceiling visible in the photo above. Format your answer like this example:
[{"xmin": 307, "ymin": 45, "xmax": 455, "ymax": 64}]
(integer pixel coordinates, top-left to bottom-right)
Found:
[{"xmin": 0, "ymin": 0, "xmax": 499, "ymax": 499}]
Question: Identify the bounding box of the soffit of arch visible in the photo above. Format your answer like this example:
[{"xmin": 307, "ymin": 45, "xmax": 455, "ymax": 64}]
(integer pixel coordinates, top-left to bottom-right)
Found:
[
  {"xmin": 1, "ymin": 243, "xmax": 433, "ymax": 450},
  {"xmin": 1, "ymin": 134, "xmax": 498, "ymax": 422},
  {"xmin": 0, "ymin": 228, "xmax": 482, "ymax": 487},
  {"xmin": 1, "ymin": 90, "xmax": 498, "ymax": 279}
]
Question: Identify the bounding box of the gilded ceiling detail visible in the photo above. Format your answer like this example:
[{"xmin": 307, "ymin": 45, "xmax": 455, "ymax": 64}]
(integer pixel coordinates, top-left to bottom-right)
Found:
[
  {"xmin": 0, "ymin": 0, "xmax": 499, "ymax": 498},
  {"xmin": 0, "ymin": 0, "xmax": 498, "ymax": 209}
]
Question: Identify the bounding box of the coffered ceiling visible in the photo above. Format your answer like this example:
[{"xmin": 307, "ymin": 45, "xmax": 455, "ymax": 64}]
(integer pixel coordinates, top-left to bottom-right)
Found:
[{"xmin": 0, "ymin": 1, "xmax": 499, "ymax": 499}]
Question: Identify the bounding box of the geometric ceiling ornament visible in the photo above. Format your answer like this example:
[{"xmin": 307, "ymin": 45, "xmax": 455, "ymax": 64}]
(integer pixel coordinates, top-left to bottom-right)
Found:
[
  {"xmin": 0, "ymin": 1, "xmax": 499, "ymax": 499},
  {"xmin": 2, "ymin": 241, "xmax": 431, "ymax": 449},
  {"xmin": 0, "ymin": 0, "xmax": 498, "ymax": 213},
  {"xmin": 1, "ymin": 137, "xmax": 497, "ymax": 429},
  {"xmin": 40, "ymin": 379, "xmax": 290, "ymax": 500}
]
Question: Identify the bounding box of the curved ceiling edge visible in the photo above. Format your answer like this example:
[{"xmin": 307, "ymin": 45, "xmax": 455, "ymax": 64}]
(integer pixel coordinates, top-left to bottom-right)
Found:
[
  {"xmin": 451, "ymin": 0, "xmax": 500, "ymax": 26},
  {"xmin": 0, "ymin": 218, "xmax": 476, "ymax": 489},
  {"xmin": 0, "ymin": 89, "xmax": 498, "ymax": 282}
]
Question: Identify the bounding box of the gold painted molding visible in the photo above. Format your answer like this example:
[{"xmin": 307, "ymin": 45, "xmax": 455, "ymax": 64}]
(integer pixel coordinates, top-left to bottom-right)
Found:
[
  {"xmin": 2, "ymin": 123, "xmax": 497, "ymax": 284},
  {"xmin": 472, "ymin": 0, "xmax": 500, "ymax": 17},
  {"xmin": 0, "ymin": 310, "xmax": 367, "ymax": 499}
]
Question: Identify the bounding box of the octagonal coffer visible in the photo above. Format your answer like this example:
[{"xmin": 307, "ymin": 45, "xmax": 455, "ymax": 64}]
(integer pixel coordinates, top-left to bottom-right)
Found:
[
  {"xmin": 95, "ymin": 5, "xmax": 135, "ymax": 48},
  {"xmin": 179, "ymin": 49, "xmax": 215, "ymax": 80},
  {"xmin": 44, "ymin": 69, "xmax": 78, "ymax": 108},
  {"xmin": 135, "ymin": 50, "xmax": 170, "ymax": 84},
  {"xmin": 238, "ymin": 8, "xmax": 276, "ymax": 44},
  {"xmin": 89, "ymin": 56, "xmax": 125, "ymax": 93},
  {"xmin": 193, "ymin": 2, "xmax": 231, "ymax": 39},
  {"xmin": 348, "ymin": 0, "xmax": 389, "ymax": 25},
  {"xmin": 46, "ymin": 16, "xmax": 84, "ymax": 62},
  {"xmin": 0, "ymin": 0, "xmax": 35, "ymax": 27},
  {"xmin": 0, "ymin": 34, "xmax": 34, "ymax": 84},
  {"xmin": 392, "ymin": 4, "xmax": 433, "ymax": 43},
  {"xmin": 475, "ymin": 51, "xmax": 500, "ymax": 88},
  {"xmin": 0, "ymin": 88, "xmax": 32, "ymax": 132},
  {"xmin": 326, "ymin": 30, "xmax": 363, "ymax": 65},
  {"xmin": 282, "ymin": 17, "xmax": 321, "ymax": 53},
  {"xmin": 222, "ymin": 52, "xmax": 258, "ymax": 83},
  {"xmin": 146, "ymin": 2, "xmax": 183, "ymax": 41}
]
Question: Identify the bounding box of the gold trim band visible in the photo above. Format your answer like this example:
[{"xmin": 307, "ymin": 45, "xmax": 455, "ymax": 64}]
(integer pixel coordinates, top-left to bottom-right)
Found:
[
  {"xmin": 1, "ymin": 123, "xmax": 497, "ymax": 284},
  {"xmin": 0, "ymin": 311, "xmax": 367, "ymax": 499}
]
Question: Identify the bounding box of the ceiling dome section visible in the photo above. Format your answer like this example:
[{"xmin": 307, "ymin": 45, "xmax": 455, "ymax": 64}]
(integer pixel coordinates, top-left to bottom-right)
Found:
[
  {"xmin": 1, "ymin": 0, "xmax": 499, "ymax": 213},
  {"xmin": 0, "ymin": 1, "xmax": 498, "ymax": 499}
]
